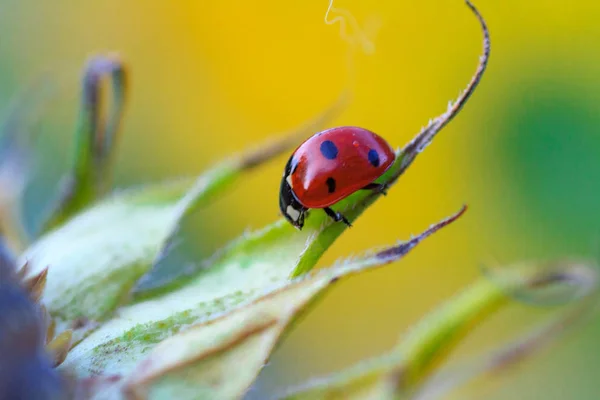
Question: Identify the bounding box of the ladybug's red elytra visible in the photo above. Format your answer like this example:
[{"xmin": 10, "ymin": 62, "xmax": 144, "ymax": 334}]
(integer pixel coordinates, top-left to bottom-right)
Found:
[{"xmin": 279, "ymin": 126, "xmax": 395, "ymax": 230}]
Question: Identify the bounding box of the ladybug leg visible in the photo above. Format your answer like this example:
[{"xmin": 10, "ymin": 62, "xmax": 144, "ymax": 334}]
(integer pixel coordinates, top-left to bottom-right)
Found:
[
  {"xmin": 324, "ymin": 207, "xmax": 352, "ymax": 227},
  {"xmin": 361, "ymin": 182, "xmax": 388, "ymax": 196}
]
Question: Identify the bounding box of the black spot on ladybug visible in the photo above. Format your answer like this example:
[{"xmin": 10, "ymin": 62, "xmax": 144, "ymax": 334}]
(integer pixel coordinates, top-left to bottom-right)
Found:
[
  {"xmin": 326, "ymin": 177, "xmax": 336, "ymax": 193},
  {"xmin": 320, "ymin": 140, "xmax": 338, "ymax": 160},
  {"xmin": 368, "ymin": 149, "xmax": 380, "ymax": 167}
]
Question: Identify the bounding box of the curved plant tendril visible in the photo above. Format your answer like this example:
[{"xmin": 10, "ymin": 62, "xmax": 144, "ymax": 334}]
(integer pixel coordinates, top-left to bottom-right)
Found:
[
  {"xmin": 400, "ymin": 0, "xmax": 490, "ymax": 164},
  {"xmin": 276, "ymin": 261, "xmax": 599, "ymax": 400},
  {"xmin": 290, "ymin": 0, "xmax": 490, "ymax": 277},
  {"xmin": 43, "ymin": 55, "xmax": 129, "ymax": 233}
]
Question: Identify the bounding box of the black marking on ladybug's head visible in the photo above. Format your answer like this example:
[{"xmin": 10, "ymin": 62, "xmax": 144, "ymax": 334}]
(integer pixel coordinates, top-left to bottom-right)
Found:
[
  {"xmin": 279, "ymin": 155, "xmax": 307, "ymax": 230},
  {"xmin": 368, "ymin": 148, "xmax": 380, "ymax": 167},
  {"xmin": 326, "ymin": 177, "xmax": 336, "ymax": 193},
  {"xmin": 320, "ymin": 140, "xmax": 338, "ymax": 160}
]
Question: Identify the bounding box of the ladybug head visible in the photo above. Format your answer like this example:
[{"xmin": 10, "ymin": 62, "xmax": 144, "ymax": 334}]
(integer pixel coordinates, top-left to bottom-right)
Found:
[
  {"xmin": 279, "ymin": 157, "xmax": 307, "ymax": 230},
  {"xmin": 281, "ymin": 200, "xmax": 306, "ymax": 230}
]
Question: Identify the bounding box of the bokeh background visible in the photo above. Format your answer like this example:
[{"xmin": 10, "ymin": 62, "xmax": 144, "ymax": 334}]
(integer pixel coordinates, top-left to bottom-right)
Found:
[{"xmin": 1, "ymin": 0, "xmax": 599, "ymax": 398}]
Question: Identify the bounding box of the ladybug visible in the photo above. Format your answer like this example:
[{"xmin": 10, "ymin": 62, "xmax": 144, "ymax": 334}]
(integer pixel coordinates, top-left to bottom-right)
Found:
[{"xmin": 279, "ymin": 126, "xmax": 395, "ymax": 230}]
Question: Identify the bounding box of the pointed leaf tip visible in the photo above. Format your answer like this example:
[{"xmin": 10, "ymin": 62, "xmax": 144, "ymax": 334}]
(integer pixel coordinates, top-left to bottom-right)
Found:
[
  {"xmin": 22, "ymin": 265, "xmax": 48, "ymax": 303},
  {"xmin": 43, "ymin": 55, "xmax": 129, "ymax": 232},
  {"xmin": 375, "ymin": 205, "xmax": 467, "ymax": 262},
  {"xmin": 47, "ymin": 329, "xmax": 73, "ymax": 367}
]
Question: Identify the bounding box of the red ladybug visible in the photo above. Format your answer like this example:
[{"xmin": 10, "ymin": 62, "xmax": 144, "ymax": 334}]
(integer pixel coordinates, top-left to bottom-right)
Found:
[{"xmin": 280, "ymin": 126, "xmax": 395, "ymax": 229}]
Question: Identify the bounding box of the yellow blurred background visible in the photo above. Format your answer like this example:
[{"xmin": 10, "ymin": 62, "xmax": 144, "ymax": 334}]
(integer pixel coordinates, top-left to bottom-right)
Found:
[{"xmin": 2, "ymin": 0, "xmax": 600, "ymax": 398}]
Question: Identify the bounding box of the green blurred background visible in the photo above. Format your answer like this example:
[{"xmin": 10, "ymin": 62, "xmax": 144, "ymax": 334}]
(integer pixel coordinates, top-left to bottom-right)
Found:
[{"xmin": 2, "ymin": 0, "xmax": 600, "ymax": 398}]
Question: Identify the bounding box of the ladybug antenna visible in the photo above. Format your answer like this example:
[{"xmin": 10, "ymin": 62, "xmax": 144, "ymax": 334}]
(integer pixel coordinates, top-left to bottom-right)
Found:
[{"xmin": 404, "ymin": 0, "xmax": 490, "ymax": 156}]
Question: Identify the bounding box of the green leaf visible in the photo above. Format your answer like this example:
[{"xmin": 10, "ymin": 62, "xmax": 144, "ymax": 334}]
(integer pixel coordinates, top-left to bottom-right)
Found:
[
  {"xmin": 18, "ymin": 91, "xmax": 347, "ymax": 335},
  {"xmin": 122, "ymin": 272, "xmax": 335, "ymax": 400},
  {"xmin": 62, "ymin": 205, "xmax": 466, "ymax": 400},
  {"xmin": 278, "ymin": 260, "xmax": 599, "ymax": 400},
  {"xmin": 43, "ymin": 56, "xmax": 129, "ymax": 232}
]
